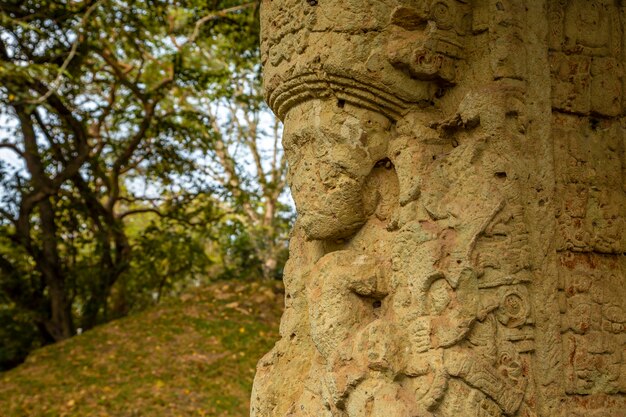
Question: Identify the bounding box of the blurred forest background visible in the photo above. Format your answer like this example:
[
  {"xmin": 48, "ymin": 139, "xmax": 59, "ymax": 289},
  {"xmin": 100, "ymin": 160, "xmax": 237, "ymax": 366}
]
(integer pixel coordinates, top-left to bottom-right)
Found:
[{"xmin": 0, "ymin": 0, "xmax": 291, "ymax": 376}]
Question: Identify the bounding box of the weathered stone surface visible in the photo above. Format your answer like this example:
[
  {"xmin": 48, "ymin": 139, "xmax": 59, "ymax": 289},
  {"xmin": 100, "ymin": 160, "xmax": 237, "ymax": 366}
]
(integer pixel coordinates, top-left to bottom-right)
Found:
[{"xmin": 252, "ymin": 1, "xmax": 626, "ymax": 416}]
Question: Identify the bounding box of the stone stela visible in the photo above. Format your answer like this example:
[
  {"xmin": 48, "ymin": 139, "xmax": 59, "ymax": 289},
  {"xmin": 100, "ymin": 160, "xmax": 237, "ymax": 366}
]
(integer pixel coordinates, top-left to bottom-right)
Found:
[{"xmin": 251, "ymin": 1, "xmax": 626, "ymax": 416}]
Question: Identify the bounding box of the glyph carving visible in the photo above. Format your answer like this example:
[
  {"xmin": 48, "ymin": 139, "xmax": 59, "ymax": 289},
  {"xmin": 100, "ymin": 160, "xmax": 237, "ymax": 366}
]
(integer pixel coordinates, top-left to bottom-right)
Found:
[{"xmin": 252, "ymin": 1, "xmax": 625, "ymax": 416}]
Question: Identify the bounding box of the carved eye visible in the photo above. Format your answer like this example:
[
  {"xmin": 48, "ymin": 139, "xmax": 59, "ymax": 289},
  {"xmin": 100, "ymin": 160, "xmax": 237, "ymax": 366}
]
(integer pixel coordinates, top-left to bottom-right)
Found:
[
  {"xmin": 432, "ymin": 2, "xmax": 449, "ymax": 18},
  {"xmin": 431, "ymin": 1, "xmax": 453, "ymax": 30},
  {"xmin": 284, "ymin": 130, "xmax": 312, "ymax": 150},
  {"xmin": 503, "ymin": 294, "xmax": 523, "ymax": 316},
  {"xmin": 496, "ymin": 291, "xmax": 529, "ymax": 328}
]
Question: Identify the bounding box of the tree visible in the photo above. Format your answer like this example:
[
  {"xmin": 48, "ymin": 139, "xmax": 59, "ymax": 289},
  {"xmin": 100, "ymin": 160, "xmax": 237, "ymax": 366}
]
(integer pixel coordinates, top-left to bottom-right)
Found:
[
  {"xmin": 0, "ymin": 0, "xmax": 274, "ymax": 351},
  {"xmin": 206, "ymin": 72, "xmax": 290, "ymax": 280}
]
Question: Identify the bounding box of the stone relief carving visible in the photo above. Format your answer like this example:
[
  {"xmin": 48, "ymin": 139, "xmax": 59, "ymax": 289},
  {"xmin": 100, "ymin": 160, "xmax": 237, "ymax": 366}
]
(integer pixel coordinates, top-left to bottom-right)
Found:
[{"xmin": 252, "ymin": 1, "xmax": 625, "ymax": 416}]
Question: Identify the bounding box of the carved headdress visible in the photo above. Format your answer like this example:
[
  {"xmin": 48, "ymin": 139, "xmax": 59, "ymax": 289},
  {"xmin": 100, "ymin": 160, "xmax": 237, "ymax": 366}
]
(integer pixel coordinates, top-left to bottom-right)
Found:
[{"xmin": 261, "ymin": 0, "xmax": 471, "ymax": 120}]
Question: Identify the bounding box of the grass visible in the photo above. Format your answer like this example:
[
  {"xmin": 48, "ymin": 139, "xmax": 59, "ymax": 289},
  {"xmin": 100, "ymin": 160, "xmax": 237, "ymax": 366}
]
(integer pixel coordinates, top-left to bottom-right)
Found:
[{"xmin": 0, "ymin": 280, "xmax": 284, "ymax": 417}]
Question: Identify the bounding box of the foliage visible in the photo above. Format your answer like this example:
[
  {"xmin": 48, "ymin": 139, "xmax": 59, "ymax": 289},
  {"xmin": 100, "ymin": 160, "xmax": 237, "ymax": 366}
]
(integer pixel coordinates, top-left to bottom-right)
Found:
[
  {"xmin": 0, "ymin": 302, "xmax": 41, "ymax": 370},
  {"xmin": 205, "ymin": 77, "xmax": 290, "ymax": 281},
  {"xmin": 0, "ymin": 0, "xmax": 291, "ymax": 369},
  {"xmin": 0, "ymin": 280, "xmax": 284, "ymax": 416}
]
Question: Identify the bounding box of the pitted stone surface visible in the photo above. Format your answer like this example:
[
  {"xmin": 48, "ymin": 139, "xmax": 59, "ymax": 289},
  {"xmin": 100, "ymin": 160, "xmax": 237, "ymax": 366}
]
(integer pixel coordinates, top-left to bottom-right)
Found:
[{"xmin": 251, "ymin": 1, "xmax": 626, "ymax": 416}]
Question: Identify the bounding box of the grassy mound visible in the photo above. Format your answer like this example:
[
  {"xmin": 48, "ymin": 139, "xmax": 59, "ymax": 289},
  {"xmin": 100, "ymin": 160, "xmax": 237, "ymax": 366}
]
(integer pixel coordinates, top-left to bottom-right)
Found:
[{"xmin": 0, "ymin": 281, "xmax": 284, "ymax": 417}]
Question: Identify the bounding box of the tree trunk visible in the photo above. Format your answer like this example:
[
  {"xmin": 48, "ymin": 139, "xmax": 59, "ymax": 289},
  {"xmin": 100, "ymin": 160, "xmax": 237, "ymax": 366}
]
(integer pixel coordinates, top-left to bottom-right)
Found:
[
  {"xmin": 251, "ymin": 1, "xmax": 626, "ymax": 416},
  {"xmin": 45, "ymin": 278, "xmax": 73, "ymax": 341},
  {"xmin": 260, "ymin": 255, "xmax": 277, "ymax": 280},
  {"xmin": 36, "ymin": 197, "xmax": 74, "ymax": 341}
]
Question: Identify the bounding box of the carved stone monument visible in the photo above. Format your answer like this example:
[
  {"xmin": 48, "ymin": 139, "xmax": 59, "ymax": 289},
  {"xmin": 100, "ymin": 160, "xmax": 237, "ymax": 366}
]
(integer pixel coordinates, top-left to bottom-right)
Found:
[{"xmin": 251, "ymin": 1, "xmax": 626, "ymax": 416}]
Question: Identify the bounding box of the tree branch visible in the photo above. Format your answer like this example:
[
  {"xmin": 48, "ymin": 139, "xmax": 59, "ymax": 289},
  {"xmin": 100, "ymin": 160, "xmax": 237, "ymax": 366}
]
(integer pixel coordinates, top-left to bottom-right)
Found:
[
  {"xmin": 186, "ymin": 2, "xmax": 258, "ymax": 45},
  {"xmin": 28, "ymin": 82, "xmax": 91, "ymax": 189},
  {"xmin": 28, "ymin": 0, "xmax": 102, "ymax": 104},
  {"xmin": 107, "ymin": 100, "xmax": 156, "ymax": 211},
  {"xmin": 98, "ymin": 48, "xmax": 145, "ymax": 101},
  {"xmin": 0, "ymin": 206, "xmax": 16, "ymax": 225},
  {"xmin": 117, "ymin": 207, "xmax": 164, "ymax": 219},
  {"xmin": 0, "ymin": 142, "xmax": 25, "ymax": 158}
]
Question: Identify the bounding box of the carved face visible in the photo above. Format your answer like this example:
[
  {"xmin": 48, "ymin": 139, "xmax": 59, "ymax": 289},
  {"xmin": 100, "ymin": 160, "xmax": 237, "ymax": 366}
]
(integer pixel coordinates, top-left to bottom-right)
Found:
[{"xmin": 282, "ymin": 99, "xmax": 392, "ymax": 240}]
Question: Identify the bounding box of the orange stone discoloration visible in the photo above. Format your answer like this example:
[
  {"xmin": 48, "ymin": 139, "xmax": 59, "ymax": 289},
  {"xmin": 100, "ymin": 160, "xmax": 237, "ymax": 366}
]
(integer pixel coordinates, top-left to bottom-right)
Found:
[{"xmin": 251, "ymin": 1, "xmax": 626, "ymax": 416}]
